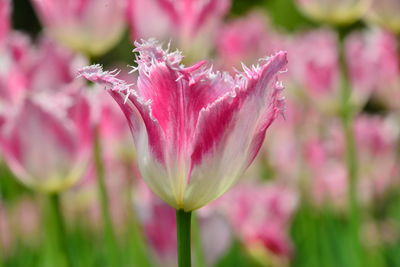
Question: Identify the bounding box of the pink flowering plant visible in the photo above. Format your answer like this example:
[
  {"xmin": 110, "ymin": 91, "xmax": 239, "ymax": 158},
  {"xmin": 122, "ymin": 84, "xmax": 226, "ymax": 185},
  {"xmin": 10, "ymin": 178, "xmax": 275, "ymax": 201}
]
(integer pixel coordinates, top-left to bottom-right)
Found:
[
  {"xmin": 79, "ymin": 38, "xmax": 287, "ymax": 266},
  {"xmin": 2, "ymin": 0, "xmax": 400, "ymax": 267}
]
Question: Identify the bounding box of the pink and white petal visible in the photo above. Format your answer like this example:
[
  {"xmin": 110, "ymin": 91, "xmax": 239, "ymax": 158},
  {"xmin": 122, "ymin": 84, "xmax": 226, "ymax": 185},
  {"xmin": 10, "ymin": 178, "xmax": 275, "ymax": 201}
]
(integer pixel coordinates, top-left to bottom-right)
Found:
[
  {"xmin": 109, "ymin": 89, "xmax": 181, "ymax": 207},
  {"xmin": 0, "ymin": 100, "xmax": 82, "ymax": 191},
  {"xmin": 184, "ymin": 52, "xmax": 287, "ymax": 210},
  {"xmin": 78, "ymin": 65, "xmax": 183, "ymax": 206},
  {"xmin": 137, "ymin": 59, "xmax": 234, "ymax": 156},
  {"xmin": 78, "ymin": 65, "xmax": 167, "ymax": 162}
]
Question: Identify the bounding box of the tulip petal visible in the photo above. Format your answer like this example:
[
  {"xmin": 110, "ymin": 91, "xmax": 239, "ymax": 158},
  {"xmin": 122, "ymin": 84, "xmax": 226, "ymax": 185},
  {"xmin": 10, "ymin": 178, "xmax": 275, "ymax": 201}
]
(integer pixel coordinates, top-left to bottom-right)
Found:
[
  {"xmin": 79, "ymin": 40, "xmax": 287, "ymax": 211},
  {"xmin": 184, "ymin": 52, "xmax": 287, "ymax": 210},
  {"xmin": 0, "ymin": 99, "xmax": 83, "ymax": 192},
  {"xmin": 78, "ymin": 64, "xmax": 183, "ymax": 206}
]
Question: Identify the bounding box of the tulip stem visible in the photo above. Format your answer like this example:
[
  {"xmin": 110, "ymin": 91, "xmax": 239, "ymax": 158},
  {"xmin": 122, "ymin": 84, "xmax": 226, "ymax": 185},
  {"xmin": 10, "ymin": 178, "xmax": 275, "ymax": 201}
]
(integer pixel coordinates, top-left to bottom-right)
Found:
[
  {"xmin": 46, "ymin": 193, "xmax": 72, "ymax": 267},
  {"xmin": 93, "ymin": 129, "xmax": 119, "ymax": 264},
  {"xmin": 176, "ymin": 209, "xmax": 192, "ymax": 267},
  {"xmin": 338, "ymin": 38, "xmax": 362, "ymax": 266}
]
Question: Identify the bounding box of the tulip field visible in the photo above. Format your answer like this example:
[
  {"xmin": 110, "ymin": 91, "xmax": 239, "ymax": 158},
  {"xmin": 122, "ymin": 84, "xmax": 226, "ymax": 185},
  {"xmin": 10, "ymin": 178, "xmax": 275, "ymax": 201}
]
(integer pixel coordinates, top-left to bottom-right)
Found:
[{"xmin": 1, "ymin": 0, "xmax": 400, "ymax": 266}]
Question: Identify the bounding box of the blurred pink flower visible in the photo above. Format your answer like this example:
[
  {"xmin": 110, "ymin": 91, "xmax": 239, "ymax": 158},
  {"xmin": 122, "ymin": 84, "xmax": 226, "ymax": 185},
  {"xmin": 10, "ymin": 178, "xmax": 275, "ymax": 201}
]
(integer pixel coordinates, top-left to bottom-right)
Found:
[
  {"xmin": 366, "ymin": 0, "xmax": 400, "ymax": 34},
  {"xmin": 0, "ymin": 92, "xmax": 92, "ymax": 193},
  {"xmin": 288, "ymin": 28, "xmax": 382, "ymax": 113},
  {"xmin": 134, "ymin": 182, "xmax": 177, "ymax": 265},
  {"xmin": 0, "ymin": 37, "xmax": 91, "ymax": 193},
  {"xmin": 0, "ymin": 0, "xmax": 11, "ymax": 46},
  {"xmin": 216, "ymin": 11, "xmax": 281, "ymax": 71},
  {"xmin": 304, "ymin": 115, "xmax": 400, "ymax": 207},
  {"xmin": 31, "ymin": 0, "xmax": 126, "ymax": 56},
  {"xmin": 0, "ymin": 33, "xmax": 33, "ymax": 107},
  {"xmin": 345, "ymin": 29, "xmax": 400, "ymax": 111},
  {"xmin": 0, "ymin": 36, "xmax": 86, "ymax": 109},
  {"xmin": 304, "ymin": 138, "xmax": 349, "ymax": 207},
  {"xmin": 295, "ymin": 0, "xmax": 371, "ymax": 24},
  {"xmin": 353, "ymin": 115, "xmax": 400, "ymax": 200},
  {"xmin": 79, "ymin": 39, "xmax": 287, "ymax": 211},
  {"xmin": 199, "ymin": 212, "xmax": 232, "ymax": 266},
  {"xmin": 345, "ymin": 29, "xmax": 399, "ymax": 100},
  {"xmin": 218, "ymin": 183, "xmax": 298, "ymax": 259},
  {"xmin": 288, "ymin": 29, "xmax": 340, "ymax": 112},
  {"xmin": 127, "ymin": 0, "xmax": 230, "ymax": 60},
  {"xmin": 289, "ymin": 29, "xmax": 339, "ymax": 95}
]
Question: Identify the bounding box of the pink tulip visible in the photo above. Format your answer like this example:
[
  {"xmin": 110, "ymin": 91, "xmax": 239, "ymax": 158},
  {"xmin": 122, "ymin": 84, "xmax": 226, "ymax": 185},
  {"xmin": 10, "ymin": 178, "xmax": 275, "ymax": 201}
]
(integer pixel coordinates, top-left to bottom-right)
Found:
[
  {"xmin": 218, "ymin": 183, "xmax": 298, "ymax": 259},
  {"xmin": 0, "ymin": 92, "xmax": 91, "ymax": 193},
  {"xmin": 79, "ymin": 39, "xmax": 287, "ymax": 211},
  {"xmin": 0, "ymin": 0, "xmax": 10, "ymax": 46},
  {"xmin": 216, "ymin": 11, "xmax": 282, "ymax": 71},
  {"xmin": 304, "ymin": 115, "xmax": 399, "ymax": 207},
  {"xmin": 0, "ymin": 33, "xmax": 34, "ymax": 108},
  {"xmin": 345, "ymin": 29, "xmax": 399, "ymax": 98},
  {"xmin": 345, "ymin": 29, "xmax": 400, "ymax": 111},
  {"xmin": 305, "ymin": 138, "xmax": 349, "ymax": 207},
  {"xmin": 31, "ymin": 0, "xmax": 126, "ymax": 56},
  {"xmin": 354, "ymin": 115, "xmax": 400, "ymax": 200},
  {"xmin": 127, "ymin": 0, "xmax": 230, "ymax": 59},
  {"xmin": 0, "ymin": 35, "xmax": 86, "ymax": 109},
  {"xmin": 288, "ymin": 29, "xmax": 380, "ymax": 113},
  {"xmin": 289, "ymin": 29, "xmax": 339, "ymax": 96},
  {"xmin": 0, "ymin": 36, "xmax": 91, "ymax": 192}
]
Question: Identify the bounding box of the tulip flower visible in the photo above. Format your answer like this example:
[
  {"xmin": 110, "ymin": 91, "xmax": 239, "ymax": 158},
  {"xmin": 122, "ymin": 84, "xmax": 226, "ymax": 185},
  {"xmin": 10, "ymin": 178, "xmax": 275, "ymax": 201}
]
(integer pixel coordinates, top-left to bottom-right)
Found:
[
  {"xmin": 0, "ymin": 34, "xmax": 91, "ymax": 193},
  {"xmin": 79, "ymin": 39, "xmax": 287, "ymax": 211},
  {"xmin": 366, "ymin": 0, "xmax": 400, "ymax": 34},
  {"xmin": 127, "ymin": 0, "xmax": 230, "ymax": 60},
  {"xmin": 0, "ymin": 93, "xmax": 91, "ymax": 193},
  {"xmin": 345, "ymin": 29, "xmax": 400, "ymax": 111},
  {"xmin": 345, "ymin": 29, "xmax": 399, "ymax": 95},
  {"xmin": 215, "ymin": 183, "xmax": 298, "ymax": 264},
  {"xmin": 295, "ymin": 0, "xmax": 371, "ymax": 25},
  {"xmin": 79, "ymin": 39, "xmax": 286, "ymax": 266},
  {"xmin": 288, "ymin": 29, "xmax": 340, "ymax": 113},
  {"xmin": 31, "ymin": 0, "xmax": 126, "ymax": 56},
  {"xmin": 304, "ymin": 115, "xmax": 399, "ymax": 208}
]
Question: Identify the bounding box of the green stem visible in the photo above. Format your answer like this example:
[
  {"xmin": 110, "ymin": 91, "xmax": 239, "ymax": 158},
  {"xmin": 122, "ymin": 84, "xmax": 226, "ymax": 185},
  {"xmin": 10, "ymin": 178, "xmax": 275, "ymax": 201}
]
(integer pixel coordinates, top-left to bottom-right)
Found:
[
  {"xmin": 338, "ymin": 38, "xmax": 362, "ymax": 266},
  {"xmin": 93, "ymin": 128, "xmax": 119, "ymax": 264},
  {"xmin": 46, "ymin": 193, "xmax": 72, "ymax": 267},
  {"xmin": 176, "ymin": 209, "xmax": 192, "ymax": 267}
]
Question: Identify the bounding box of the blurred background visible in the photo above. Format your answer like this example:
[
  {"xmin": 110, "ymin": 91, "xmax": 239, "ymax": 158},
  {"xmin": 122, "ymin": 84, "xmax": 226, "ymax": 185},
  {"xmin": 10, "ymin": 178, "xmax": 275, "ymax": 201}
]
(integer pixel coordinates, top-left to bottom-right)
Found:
[{"xmin": 1, "ymin": 0, "xmax": 400, "ymax": 266}]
